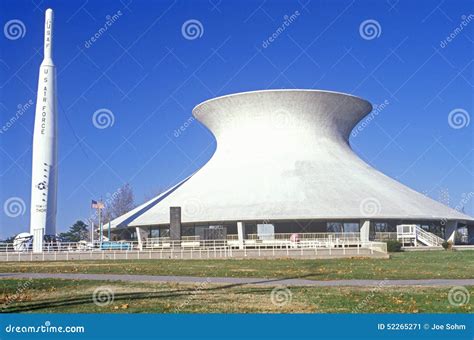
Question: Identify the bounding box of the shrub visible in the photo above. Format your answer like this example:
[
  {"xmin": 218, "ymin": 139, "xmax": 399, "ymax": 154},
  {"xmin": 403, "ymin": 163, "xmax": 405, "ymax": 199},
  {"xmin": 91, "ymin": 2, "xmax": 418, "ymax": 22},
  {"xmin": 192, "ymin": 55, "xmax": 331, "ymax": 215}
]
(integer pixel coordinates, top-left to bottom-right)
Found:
[
  {"xmin": 386, "ymin": 240, "xmax": 402, "ymax": 252},
  {"xmin": 442, "ymin": 241, "xmax": 452, "ymax": 250}
]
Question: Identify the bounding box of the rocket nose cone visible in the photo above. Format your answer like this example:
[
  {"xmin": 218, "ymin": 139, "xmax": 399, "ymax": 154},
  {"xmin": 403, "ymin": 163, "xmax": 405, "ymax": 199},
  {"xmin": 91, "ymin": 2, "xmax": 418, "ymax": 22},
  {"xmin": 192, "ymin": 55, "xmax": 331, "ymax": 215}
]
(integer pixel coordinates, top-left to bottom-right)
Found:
[{"xmin": 46, "ymin": 8, "xmax": 53, "ymax": 16}]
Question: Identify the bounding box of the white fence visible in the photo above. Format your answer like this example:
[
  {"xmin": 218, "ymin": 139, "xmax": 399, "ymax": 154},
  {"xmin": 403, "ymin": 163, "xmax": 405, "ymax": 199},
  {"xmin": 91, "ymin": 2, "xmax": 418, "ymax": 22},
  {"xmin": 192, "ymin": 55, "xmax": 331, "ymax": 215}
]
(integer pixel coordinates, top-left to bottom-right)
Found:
[
  {"xmin": 145, "ymin": 233, "xmax": 364, "ymax": 250},
  {"xmin": 373, "ymin": 232, "xmax": 397, "ymax": 241},
  {"xmin": 0, "ymin": 233, "xmax": 387, "ymax": 260}
]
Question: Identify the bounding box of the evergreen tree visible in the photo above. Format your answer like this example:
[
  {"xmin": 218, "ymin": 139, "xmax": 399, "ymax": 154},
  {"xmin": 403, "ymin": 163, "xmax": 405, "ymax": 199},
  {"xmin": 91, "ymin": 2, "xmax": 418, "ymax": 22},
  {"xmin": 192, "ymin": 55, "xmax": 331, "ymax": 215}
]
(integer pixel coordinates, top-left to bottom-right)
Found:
[{"xmin": 59, "ymin": 220, "xmax": 89, "ymax": 242}]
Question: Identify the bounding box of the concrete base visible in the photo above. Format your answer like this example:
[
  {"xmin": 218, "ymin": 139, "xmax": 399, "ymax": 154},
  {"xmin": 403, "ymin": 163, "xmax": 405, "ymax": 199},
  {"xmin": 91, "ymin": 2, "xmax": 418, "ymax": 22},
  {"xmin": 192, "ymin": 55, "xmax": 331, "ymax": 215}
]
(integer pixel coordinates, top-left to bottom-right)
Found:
[
  {"xmin": 402, "ymin": 245, "xmax": 474, "ymax": 251},
  {"xmin": 401, "ymin": 246, "xmax": 443, "ymax": 251}
]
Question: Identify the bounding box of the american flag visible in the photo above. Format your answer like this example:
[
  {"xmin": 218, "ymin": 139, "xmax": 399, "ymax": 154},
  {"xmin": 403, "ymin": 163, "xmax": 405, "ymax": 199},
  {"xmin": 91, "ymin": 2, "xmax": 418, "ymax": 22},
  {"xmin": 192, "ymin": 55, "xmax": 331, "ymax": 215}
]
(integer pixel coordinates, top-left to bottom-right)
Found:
[{"xmin": 91, "ymin": 200, "xmax": 104, "ymax": 209}]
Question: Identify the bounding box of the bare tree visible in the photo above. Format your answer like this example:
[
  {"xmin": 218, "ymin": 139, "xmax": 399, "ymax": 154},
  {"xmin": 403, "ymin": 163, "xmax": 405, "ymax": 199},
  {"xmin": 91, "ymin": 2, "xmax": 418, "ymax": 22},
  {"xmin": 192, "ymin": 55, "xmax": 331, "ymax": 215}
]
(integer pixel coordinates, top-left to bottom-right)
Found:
[
  {"xmin": 99, "ymin": 183, "xmax": 136, "ymax": 224},
  {"xmin": 438, "ymin": 187, "xmax": 450, "ymax": 207},
  {"xmin": 110, "ymin": 183, "xmax": 135, "ymax": 220}
]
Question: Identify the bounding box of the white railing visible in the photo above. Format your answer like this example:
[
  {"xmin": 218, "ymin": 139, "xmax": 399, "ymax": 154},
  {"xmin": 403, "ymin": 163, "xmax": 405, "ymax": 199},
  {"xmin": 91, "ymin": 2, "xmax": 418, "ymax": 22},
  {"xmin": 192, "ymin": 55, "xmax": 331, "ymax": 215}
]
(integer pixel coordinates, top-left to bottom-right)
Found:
[
  {"xmin": 416, "ymin": 227, "xmax": 444, "ymax": 246},
  {"xmin": 246, "ymin": 232, "xmax": 361, "ymax": 241},
  {"xmin": 240, "ymin": 233, "xmax": 362, "ymax": 249},
  {"xmin": 373, "ymin": 232, "xmax": 397, "ymax": 241},
  {"xmin": 0, "ymin": 241, "xmax": 140, "ymax": 253},
  {"xmin": 396, "ymin": 224, "xmax": 444, "ymax": 247},
  {"xmin": 0, "ymin": 241, "xmax": 388, "ymax": 262},
  {"xmin": 144, "ymin": 239, "xmax": 230, "ymax": 250},
  {"xmin": 0, "ymin": 232, "xmax": 388, "ymax": 254}
]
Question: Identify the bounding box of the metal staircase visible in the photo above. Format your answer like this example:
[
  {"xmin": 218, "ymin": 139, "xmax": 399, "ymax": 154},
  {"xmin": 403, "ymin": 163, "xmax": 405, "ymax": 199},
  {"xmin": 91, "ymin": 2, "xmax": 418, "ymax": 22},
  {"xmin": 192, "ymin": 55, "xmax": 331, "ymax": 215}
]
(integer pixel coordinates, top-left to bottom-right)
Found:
[{"xmin": 397, "ymin": 224, "xmax": 444, "ymax": 247}]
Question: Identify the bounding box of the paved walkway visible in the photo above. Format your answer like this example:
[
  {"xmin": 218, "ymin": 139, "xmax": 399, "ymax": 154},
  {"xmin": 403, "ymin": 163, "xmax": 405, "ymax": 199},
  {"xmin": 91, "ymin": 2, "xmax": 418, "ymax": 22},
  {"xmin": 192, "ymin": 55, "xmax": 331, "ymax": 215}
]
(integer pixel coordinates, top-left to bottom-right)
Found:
[{"xmin": 1, "ymin": 272, "xmax": 473, "ymax": 287}]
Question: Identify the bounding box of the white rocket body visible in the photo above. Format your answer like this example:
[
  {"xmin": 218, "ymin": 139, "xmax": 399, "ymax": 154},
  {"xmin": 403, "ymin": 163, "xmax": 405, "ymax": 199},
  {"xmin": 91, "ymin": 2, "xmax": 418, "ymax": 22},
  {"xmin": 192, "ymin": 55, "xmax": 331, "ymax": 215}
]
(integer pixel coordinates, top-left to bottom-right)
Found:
[{"xmin": 30, "ymin": 9, "xmax": 58, "ymax": 252}]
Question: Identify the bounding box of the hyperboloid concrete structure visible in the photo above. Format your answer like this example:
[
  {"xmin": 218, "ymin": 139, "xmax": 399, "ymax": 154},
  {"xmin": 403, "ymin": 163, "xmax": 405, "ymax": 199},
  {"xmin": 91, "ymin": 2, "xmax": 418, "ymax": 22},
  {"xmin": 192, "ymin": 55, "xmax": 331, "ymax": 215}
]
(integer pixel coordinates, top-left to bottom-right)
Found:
[{"xmin": 108, "ymin": 90, "xmax": 473, "ymax": 245}]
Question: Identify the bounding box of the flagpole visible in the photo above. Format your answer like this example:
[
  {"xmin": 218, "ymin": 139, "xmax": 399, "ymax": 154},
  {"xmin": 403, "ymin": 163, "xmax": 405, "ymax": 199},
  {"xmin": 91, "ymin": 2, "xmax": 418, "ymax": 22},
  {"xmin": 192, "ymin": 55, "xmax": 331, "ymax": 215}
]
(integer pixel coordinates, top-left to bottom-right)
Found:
[
  {"xmin": 99, "ymin": 203, "xmax": 102, "ymax": 246},
  {"xmin": 90, "ymin": 218, "xmax": 94, "ymax": 245},
  {"xmin": 89, "ymin": 201, "xmax": 92, "ymax": 245}
]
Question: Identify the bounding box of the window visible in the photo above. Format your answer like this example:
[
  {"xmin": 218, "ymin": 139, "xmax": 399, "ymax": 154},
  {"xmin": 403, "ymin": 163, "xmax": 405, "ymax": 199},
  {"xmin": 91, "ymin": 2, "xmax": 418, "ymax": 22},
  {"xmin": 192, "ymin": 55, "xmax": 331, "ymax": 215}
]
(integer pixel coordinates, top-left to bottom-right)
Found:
[
  {"xmin": 204, "ymin": 226, "xmax": 226, "ymax": 240},
  {"xmin": 374, "ymin": 222, "xmax": 388, "ymax": 232},
  {"xmin": 327, "ymin": 222, "xmax": 343, "ymax": 232},
  {"xmin": 343, "ymin": 223, "xmax": 359, "ymax": 233},
  {"xmin": 257, "ymin": 224, "xmax": 274, "ymax": 240},
  {"xmin": 182, "ymin": 226, "xmax": 195, "ymax": 236},
  {"xmin": 160, "ymin": 228, "xmax": 170, "ymax": 238},
  {"xmin": 150, "ymin": 229, "xmax": 160, "ymax": 238}
]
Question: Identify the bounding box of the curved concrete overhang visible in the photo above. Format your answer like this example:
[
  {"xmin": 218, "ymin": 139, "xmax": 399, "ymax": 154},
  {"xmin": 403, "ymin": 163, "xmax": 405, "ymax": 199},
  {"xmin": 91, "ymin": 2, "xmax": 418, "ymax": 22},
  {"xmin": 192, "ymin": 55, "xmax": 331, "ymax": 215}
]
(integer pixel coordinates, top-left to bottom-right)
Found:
[{"xmin": 110, "ymin": 89, "xmax": 473, "ymax": 229}]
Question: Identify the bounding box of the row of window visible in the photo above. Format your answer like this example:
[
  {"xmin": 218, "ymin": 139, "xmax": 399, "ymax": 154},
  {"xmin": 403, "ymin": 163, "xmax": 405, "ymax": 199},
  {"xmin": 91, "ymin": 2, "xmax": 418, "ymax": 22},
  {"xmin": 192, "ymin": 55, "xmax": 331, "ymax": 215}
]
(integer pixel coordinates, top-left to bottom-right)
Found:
[{"xmin": 130, "ymin": 220, "xmax": 452, "ymax": 239}]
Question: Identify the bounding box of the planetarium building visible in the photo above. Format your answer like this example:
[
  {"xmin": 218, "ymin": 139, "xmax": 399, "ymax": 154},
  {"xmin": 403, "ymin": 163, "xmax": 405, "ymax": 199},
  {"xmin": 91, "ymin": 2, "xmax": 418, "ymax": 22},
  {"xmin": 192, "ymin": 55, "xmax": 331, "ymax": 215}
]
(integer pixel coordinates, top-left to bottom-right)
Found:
[{"xmin": 108, "ymin": 90, "xmax": 473, "ymax": 247}]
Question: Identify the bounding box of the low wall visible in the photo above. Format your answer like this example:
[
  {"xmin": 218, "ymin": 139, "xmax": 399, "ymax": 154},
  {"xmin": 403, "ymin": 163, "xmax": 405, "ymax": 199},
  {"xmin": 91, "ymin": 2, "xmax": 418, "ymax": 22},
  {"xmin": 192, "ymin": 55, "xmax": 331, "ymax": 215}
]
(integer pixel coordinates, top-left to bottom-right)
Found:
[{"xmin": 402, "ymin": 245, "xmax": 474, "ymax": 251}]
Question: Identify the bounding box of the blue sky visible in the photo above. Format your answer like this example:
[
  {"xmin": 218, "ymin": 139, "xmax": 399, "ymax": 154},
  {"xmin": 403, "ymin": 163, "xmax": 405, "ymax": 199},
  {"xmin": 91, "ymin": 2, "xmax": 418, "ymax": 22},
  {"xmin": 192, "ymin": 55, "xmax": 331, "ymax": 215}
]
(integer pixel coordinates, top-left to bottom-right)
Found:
[{"xmin": 0, "ymin": 0, "xmax": 473, "ymax": 238}]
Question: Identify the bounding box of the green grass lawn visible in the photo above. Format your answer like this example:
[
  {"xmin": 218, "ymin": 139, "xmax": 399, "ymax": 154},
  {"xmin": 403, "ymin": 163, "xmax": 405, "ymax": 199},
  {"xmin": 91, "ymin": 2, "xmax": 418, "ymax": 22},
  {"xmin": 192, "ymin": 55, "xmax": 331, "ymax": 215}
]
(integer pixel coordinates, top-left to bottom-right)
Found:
[
  {"xmin": 1, "ymin": 279, "xmax": 472, "ymax": 313},
  {"xmin": 0, "ymin": 251, "xmax": 472, "ymax": 280}
]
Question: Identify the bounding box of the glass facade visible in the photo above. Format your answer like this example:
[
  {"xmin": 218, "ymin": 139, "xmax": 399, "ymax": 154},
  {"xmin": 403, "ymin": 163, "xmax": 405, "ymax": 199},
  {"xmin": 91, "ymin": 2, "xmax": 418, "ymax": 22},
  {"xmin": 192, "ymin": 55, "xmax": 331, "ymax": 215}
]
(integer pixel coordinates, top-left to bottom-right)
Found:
[
  {"xmin": 116, "ymin": 219, "xmax": 459, "ymax": 242},
  {"xmin": 327, "ymin": 222, "xmax": 360, "ymax": 233}
]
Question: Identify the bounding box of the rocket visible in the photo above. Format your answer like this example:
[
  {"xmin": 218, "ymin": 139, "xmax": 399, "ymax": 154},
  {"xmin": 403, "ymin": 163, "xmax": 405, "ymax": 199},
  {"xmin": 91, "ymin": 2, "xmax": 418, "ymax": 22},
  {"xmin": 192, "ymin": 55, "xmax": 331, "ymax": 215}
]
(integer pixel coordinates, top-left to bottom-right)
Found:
[{"xmin": 30, "ymin": 9, "xmax": 58, "ymax": 252}]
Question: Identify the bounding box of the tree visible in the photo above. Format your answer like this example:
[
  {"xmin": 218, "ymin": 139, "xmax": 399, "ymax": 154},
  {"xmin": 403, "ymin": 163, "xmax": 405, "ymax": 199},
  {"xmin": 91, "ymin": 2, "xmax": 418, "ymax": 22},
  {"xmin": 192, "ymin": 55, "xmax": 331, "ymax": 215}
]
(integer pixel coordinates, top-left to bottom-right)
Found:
[
  {"xmin": 102, "ymin": 183, "xmax": 136, "ymax": 224},
  {"xmin": 2, "ymin": 235, "xmax": 16, "ymax": 243},
  {"xmin": 90, "ymin": 184, "xmax": 136, "ymax": 241},
  {"xmin": 59, "ymin": 220, "xmax": 89, "ymax": 242},
  {"xmin": 111, "ymin": 183, "xmax": 135, "ymax": 218}
]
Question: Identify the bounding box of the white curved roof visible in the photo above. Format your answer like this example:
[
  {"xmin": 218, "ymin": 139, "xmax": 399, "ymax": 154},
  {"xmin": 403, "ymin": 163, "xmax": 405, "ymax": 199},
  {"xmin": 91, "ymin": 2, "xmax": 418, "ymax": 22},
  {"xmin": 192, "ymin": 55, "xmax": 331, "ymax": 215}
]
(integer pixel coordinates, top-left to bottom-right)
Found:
[{"xmin": 111, "ymin": 90, "xmax": 472, "ymax": 229}]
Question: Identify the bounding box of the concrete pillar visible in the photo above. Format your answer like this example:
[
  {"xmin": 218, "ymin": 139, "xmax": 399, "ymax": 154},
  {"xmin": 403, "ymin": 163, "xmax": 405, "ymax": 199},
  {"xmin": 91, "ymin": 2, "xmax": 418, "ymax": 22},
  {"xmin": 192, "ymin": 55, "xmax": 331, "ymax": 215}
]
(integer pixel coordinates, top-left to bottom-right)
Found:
[
  {"xmin": 32, "ymin": 228, "xmax": 44, "ymax": 253},
  {"xmin": 237, "ymin": 221, "xmax": 245, "ymax": 250},
  {"xmin": 445, "ymin": 221, "xmax": 458, "ymax": 244},
  {"xmin": 170, "ymin": 207, "xmax": 182, "ymax": 241},
  {"xmin": 135, "ymin": 226, "xmax": 148, "ymax": 250},
  {"xmin": 360, "ymin": 220, "xmax": 370, "ymax": 243}
]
